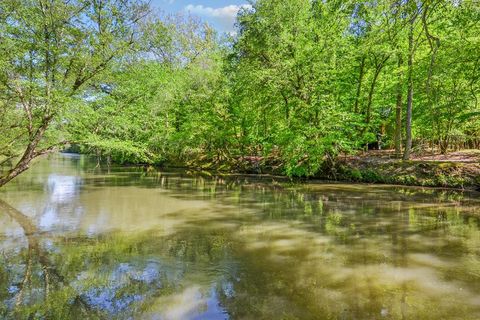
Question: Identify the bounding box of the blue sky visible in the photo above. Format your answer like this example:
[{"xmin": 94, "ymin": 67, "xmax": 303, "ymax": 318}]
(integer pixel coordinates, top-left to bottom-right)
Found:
[{"xmin": 151, "ymin": 0, "xmax": 252, "ymax": 33}]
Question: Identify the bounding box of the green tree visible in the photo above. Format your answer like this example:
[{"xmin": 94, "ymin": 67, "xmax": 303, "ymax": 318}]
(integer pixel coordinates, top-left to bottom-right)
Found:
[{"xmin": 0, "ymin": 0, "xmax": 148, "ymax": 186}]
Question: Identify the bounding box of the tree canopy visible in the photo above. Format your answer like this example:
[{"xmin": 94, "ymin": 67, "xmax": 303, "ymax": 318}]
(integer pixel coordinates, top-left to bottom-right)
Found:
[{"xmin": 1, "ymin": 0, "xmax": 479, "ymax": 184}]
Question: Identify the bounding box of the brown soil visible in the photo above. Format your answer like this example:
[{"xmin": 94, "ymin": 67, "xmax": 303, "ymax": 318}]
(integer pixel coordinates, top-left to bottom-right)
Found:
[
  {"xmin": 348, "ymin": 149, "xmax": 480, "ymax": 164},
  {"xmin": 335, "ymin": 149, "xmax": 480, "ymax": 190}
]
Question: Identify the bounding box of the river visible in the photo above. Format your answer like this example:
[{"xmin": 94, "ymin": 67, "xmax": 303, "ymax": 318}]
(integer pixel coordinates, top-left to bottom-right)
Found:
[{"xmin": 0, "ymin": 154, "xmax": 479, "ymax": 319}]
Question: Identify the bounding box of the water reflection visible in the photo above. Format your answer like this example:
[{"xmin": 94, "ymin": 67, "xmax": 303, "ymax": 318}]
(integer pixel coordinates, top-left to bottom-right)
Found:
[{"xmin": 0, "ymin": 155, "xmax": 479, "ymax": 319}]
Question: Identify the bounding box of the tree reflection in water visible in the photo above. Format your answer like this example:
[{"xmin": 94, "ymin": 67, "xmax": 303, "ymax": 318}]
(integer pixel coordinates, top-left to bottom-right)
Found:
[
  {"xmin": 0, "ymin": 199, "xmax": 99, "ymax": 318},
  {"xmin": 0, "ymin": 156, "xmax": 480, "ymax": 319},
  {"xmin": 0, "ymin": 199, "xmax": 232, "ymax": 319}
]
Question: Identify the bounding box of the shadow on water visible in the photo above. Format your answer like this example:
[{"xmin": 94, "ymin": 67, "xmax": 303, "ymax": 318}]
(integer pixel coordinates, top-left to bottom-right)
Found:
[{"xmin": 0, "ymin": 154, "xmax": 479, "ymax": 319}]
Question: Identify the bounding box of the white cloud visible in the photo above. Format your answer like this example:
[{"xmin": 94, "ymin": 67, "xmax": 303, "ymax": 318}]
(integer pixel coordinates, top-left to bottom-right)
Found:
[{"xmin": 184, "ymin": 4, "xmax": 252, "ymax": 32}]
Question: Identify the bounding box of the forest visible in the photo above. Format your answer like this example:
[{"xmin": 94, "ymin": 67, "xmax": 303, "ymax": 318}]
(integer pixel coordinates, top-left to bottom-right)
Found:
[
  {"xmin": 1, "ymin": 0, "xmax": 479, "ymax": 186},
  {"xmin": 1, "ymin": 2, "xmax": 480, "ymax": 319}
]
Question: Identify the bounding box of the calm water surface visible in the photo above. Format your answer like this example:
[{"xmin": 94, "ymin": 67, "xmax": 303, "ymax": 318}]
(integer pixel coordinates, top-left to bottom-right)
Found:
[{"xmin": 0, "ymin": 154, "xmax": 479, "ymax": 319}]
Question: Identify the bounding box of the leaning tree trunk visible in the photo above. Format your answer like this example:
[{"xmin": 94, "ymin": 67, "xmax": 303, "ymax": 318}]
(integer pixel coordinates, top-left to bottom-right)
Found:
[{"xmin": 0, "ymin": 117, "xmax": 51, "ymax": 187}]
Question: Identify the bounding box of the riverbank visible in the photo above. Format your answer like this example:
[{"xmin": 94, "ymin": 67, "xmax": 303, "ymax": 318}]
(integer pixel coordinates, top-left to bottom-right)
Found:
[
  {"xmin": 66, "ymin": 149, "xmax": 480, "ymax": 191},
  {"xmin": 331, "ymin": 157, "xmax": 480, "ymax": 191},
  {"xmin": 174, "ymin": 150, "xmax": 480, "ymax": 191}
]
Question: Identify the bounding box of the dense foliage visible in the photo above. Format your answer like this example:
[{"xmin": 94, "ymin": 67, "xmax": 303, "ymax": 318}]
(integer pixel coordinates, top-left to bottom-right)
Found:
[
  {"xmin": 0, "ymin": 0, "xmax": 149, "ymax": 186},
  {"xmin": 1, "ymin": 0, "xmax": 479, "ymax": 183}
]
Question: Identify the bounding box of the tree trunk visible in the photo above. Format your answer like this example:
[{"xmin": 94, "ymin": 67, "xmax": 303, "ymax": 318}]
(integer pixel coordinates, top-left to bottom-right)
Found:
[
  {"xmin": 403, "ymin": 19, "xmax": 415, "ymax": 161},
  {"xmin": 354, "ymin": 56, "xmax": 366, "ymax": 113},
  {"xmin": 395, "ymin": 54, "xmax": 403, "ymax": 157},
  {"xmin": 0, "ymin": 118, "xmax": 50, "ymax": 187},
  {"xmin": 365, "ymin": 55, "xmax": 389, "ymax": 125},
  {"xmin": 440, "ymin": 137, "xmax": 449, "ymax": 154}
]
